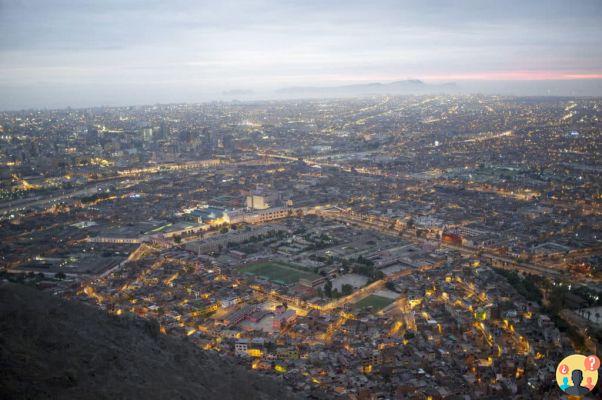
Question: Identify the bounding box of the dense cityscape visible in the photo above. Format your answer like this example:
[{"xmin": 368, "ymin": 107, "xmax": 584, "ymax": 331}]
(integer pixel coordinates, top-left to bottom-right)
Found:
[{"xmin": 1, "ymin": 95, "xmax": 601, "ymax": 398}]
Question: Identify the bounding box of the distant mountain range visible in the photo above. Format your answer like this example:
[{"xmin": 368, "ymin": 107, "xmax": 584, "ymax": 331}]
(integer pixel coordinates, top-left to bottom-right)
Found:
[
  {"xmin": 275, "ymin": 79, "xmax": 458, "ymax": 97},
  {"xmin": 213, "ymin": 78, "xmax": 602, "ymax": 103}
]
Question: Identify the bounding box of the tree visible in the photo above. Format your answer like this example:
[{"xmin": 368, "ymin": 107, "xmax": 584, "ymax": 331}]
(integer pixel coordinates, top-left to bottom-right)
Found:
[
  {"xmin": 341, "ymin": 284, "xmax": 353, "ymax": 296},
  {"xmin": 324, "ymin": 280, "xmax": 333, "ymax": 298}
]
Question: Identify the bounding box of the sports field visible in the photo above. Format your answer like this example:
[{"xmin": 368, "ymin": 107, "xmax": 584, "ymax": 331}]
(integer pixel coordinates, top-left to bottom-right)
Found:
[
  {"xmin": 240, "ymin": 261, "xmax": 319, "ymax": 285},
  {"xmin": 353, "ymin": 295, "xmax": 394, "ymax": 312}
]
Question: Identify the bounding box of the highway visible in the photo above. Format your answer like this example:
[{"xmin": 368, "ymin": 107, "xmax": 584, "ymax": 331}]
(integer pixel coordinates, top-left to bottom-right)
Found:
[{"xmin": 315, "ymin": 207, "xmax": 574, "ymax": 280}]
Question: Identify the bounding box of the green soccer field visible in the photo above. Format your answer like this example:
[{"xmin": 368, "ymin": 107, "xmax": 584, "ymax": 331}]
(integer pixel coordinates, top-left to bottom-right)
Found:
[
  {"xmin": 240, "ymin": 262, "xmax": 319, "ymax": 285},
  {"xmin": 353, "ymin": 295, "xmax": 394, "ymax": 312}
]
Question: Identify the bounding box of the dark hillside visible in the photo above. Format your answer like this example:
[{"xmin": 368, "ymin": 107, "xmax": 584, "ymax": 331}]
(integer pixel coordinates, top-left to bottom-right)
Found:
[{"xmin": 0, "ymin": 283, "xmax": 296, "ymax": 400}]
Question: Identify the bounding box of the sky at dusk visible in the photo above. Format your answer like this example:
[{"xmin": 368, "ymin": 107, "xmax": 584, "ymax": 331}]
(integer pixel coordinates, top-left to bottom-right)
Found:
[{"xmin": 1, "ymin": 0, "xmax": 601, "ymax": 109}]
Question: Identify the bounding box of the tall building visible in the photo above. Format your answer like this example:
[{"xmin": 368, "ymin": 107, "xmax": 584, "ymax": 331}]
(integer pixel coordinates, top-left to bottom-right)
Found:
[
  {"xmin": 141, "ymin": 128, "xmax": 153, "ymax": 142},
  {"xmin": 245, "ymin": 188, "xmax": 280, "ymax": 210},
  {"xmin": 246, "ymin": 194, "xmax": 270, "ymax": 210},
  {"xmin": 222, "ymin": 133, "xmax": 235, "ymax": 152},
  {"xmin": 201, "ymin": 128, "xmax": 213, "ymax": 154},
  {"xmin": 157, "ymin": 122, "xmax": 169, "ymax": 140}
]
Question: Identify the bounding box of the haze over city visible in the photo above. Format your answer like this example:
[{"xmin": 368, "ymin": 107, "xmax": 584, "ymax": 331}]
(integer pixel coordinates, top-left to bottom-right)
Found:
[{"xmin": 1, "ymin": 0, "xmax": 602, "ymax": 109}]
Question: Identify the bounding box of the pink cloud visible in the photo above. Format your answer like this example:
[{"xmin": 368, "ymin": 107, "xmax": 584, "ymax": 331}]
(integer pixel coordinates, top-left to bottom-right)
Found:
[{"xmin": 421, "ymin": 71, "xmax": 602, "ymax": 81}]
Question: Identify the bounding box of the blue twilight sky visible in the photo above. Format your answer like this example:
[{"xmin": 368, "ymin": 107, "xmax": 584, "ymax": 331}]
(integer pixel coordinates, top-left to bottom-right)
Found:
[{"xmin": 1, "ymin": 0, "xmax": 601, "ymax": 109}]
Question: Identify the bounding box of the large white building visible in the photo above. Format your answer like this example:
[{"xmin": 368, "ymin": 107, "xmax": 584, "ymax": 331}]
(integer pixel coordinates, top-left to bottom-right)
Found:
[
  {"xmin": 246, "ymin": 194, "xmax": 270, "ymax": 210},
  {"xmin": 245, "ymin": 188, "xmax": 280, "ymax": 210}
]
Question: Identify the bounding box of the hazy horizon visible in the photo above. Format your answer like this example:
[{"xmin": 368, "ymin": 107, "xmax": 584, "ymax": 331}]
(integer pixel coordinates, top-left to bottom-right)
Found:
[{"xmin": 1, "ymin": 0, "xmax": 602, "ymax": 110}]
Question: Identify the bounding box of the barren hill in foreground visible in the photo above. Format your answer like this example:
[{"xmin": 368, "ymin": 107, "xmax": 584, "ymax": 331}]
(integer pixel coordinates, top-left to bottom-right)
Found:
[{"xmin": 0, "ymin": 283, "xmax": 297, "ymax": 400}]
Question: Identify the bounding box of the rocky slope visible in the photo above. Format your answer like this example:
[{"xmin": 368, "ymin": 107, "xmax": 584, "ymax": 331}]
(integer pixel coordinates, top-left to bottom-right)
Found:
[{"xmin": 0, "ymin": 283, "xmax": 296, "ymax": 400}]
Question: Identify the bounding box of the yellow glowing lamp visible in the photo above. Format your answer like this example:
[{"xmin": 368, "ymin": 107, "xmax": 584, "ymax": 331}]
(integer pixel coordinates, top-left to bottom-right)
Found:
[{"xmin": 247, "ymin": 348, "xmax": 263, "ymax": 357}]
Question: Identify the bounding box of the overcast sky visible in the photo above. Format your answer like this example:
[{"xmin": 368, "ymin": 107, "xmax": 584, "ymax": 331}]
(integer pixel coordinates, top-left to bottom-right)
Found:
[{"xmin": 1, "ymin": 0, "xmax": 601, "ymax": 109}]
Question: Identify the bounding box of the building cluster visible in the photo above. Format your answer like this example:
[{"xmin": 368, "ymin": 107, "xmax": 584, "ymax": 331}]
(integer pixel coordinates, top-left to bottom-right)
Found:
[
  {"xmin": 1, "ymin": 95, "xmax": 600, "ymax": 398},
  {"xmin": 73, "ymin": 215, "xmax": 573, "ymax": 398}
]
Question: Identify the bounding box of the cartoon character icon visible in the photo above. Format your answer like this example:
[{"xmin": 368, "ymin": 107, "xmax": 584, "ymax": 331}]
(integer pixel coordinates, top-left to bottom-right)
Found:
[
  {"xmin": 559, "ymin": 377, "xmax": 570, "ymax": 391},
  {"xmin": 556, "ymin": 354, "xmax": 599, "ymax": 395},
  {"xmin": 565, "ymin": 369, "xmax": 590, "ymax": 395}
]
